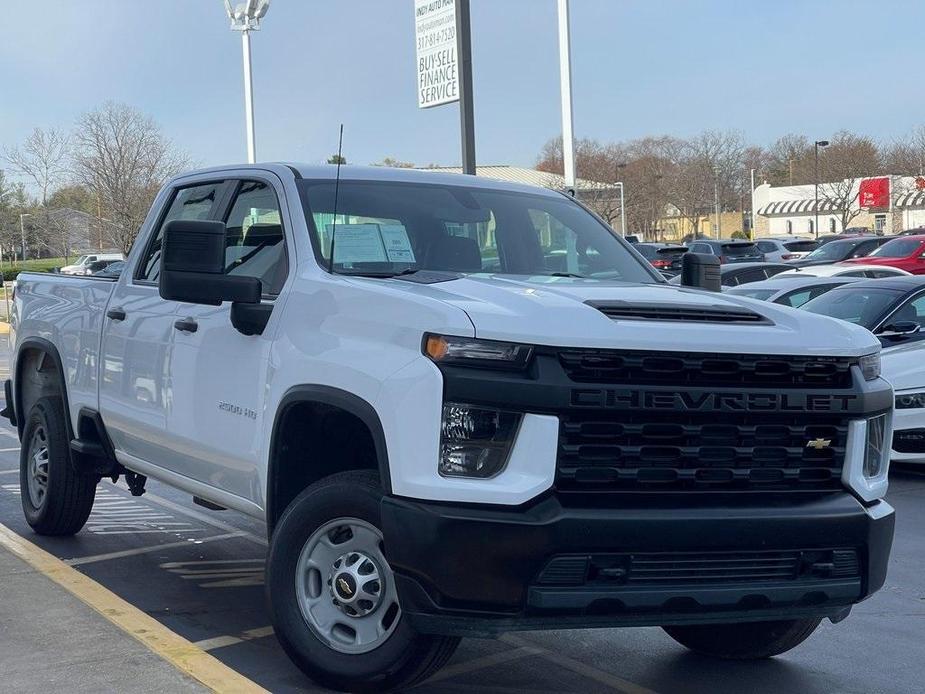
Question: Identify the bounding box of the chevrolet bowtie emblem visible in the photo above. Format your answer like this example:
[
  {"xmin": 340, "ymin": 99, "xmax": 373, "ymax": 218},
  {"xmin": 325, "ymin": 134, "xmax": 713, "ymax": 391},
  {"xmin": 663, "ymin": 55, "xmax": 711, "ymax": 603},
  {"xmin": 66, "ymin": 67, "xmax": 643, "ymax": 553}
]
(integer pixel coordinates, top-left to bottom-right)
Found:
[
  {"xmin": 806, "ymin": 438, "xmax": 832, "ymax": 450},
  {"xmin": 337, "ymin": 577, "xmax": 353, "ymax": 596}
]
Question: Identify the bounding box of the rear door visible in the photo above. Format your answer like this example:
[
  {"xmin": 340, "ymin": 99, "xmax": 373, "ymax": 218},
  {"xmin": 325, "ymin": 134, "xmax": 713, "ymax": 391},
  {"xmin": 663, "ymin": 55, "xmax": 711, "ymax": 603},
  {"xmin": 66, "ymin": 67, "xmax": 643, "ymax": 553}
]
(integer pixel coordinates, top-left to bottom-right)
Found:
[{"xmin": 100, "ymin": 180, "xmax": 229, "ymax": 465}]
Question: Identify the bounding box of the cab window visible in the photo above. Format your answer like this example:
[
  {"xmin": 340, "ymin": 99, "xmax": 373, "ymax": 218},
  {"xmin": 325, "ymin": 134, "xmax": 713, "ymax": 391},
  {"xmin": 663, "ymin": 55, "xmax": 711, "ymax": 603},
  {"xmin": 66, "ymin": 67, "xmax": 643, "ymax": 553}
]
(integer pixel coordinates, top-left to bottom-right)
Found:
[{"xmin": 223, "ymin": 181, "xmax": 288, "ymax": 296}]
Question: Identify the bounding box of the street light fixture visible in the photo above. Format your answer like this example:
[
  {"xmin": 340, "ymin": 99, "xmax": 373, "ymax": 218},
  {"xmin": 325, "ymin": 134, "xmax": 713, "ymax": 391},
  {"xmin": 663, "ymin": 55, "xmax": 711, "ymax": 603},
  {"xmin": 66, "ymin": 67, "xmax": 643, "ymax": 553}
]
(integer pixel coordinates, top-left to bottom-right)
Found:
[
  {"xmin": 814, "ymin": 139, "xmax": 829, "ymax": 240},
  {"xmin": 224, "ymin": 0, "xmax": 270, "ymax": 164}
]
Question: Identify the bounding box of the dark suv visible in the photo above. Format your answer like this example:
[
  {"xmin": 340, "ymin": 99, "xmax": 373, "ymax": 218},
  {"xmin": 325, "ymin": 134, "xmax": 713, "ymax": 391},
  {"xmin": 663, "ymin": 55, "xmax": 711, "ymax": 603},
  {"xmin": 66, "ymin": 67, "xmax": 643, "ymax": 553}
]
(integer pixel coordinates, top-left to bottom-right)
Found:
[
  {"xmin": 686, "ymin": 239, "xmax": 764, "ymax": 264},
  {"xmin": 788, "ymin": 236, "xmax": 892, "ymax": 268}
]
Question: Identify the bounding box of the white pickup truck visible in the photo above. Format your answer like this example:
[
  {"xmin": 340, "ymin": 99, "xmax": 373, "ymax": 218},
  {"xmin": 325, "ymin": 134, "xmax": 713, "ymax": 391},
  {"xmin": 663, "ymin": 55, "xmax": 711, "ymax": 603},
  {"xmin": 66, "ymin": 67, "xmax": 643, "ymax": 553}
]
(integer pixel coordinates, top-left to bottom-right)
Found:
[{"xmin": 6, "ymin": 164, "xmax": 896, "ymax": 692}]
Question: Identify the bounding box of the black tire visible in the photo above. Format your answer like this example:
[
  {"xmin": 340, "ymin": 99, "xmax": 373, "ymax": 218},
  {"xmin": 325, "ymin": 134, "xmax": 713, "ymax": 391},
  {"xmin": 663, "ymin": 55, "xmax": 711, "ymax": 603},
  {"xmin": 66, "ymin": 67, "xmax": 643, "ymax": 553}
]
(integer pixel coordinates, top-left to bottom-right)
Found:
[
  {"xmin": 20, "ymin": 396, "xmax": 96, "ymax": 535},
  {"xmin": 663, "ymin": 618, "xmax": 822, "ymax": 659},
  {"xmin": 266, "ymin": 470, "xmax": 459, "ymax": 693}
]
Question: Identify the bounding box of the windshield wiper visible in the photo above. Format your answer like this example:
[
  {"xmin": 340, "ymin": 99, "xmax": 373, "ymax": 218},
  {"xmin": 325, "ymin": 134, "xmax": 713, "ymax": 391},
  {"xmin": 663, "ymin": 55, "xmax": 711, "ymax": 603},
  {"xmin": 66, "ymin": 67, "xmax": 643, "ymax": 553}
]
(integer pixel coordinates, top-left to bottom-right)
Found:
[
  {"xmin": 541, "ymin": 272, "xmax": 586, "ymax": 278},
  {"xmin": 338, "ymin": 268, "xmax": 422, "ymax": 278}
]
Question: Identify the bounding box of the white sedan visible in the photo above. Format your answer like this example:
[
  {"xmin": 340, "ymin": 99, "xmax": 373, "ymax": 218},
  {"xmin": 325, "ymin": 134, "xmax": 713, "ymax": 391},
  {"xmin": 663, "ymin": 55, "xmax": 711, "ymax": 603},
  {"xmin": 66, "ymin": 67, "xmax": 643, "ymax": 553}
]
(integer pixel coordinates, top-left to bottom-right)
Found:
[
  {"xmin": 775, "ymin": 263, "xmax": 911, "ymax": 279},
  {"xmin": 883, "ymin": 342, "xmax": 925, "ymax": 464}
]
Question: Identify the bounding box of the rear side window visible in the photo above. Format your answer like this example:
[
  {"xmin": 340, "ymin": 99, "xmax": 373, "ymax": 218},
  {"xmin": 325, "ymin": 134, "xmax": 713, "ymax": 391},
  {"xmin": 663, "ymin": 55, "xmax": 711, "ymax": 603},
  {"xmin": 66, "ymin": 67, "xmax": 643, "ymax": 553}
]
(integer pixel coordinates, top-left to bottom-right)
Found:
[
  {"xmin": 138, "ymin": 182, "xmax": 224, "ymax": 282},
  {"xmin": 756, "ymin": 241, "xmax": 777, "ymax": 253}
]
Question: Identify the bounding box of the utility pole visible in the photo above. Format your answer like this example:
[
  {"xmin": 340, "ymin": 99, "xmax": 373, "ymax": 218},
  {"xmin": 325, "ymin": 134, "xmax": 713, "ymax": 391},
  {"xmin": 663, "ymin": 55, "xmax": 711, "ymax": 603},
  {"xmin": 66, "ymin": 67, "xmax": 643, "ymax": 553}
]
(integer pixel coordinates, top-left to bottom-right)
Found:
[
  {"xmin": 750, "ymin": 168, "xmax": 756, "ymax": 240},
  {"xmin": 225, "ymin": 0, "xmax": 270, "ymax": 164},
  {"xmin": 557, "ymin": 0, "xmax": 576, "ymax": 192},
  {"xmin": 19, "ymin": 213, "xmax": 30, "ymax": 262},
  {"xmin": 456, "ymin": 0, "xmax": 476, "ymax": 175},
  {"xmin": 713, "ymin": 173, "xmax": 721, "ymax": 237}
]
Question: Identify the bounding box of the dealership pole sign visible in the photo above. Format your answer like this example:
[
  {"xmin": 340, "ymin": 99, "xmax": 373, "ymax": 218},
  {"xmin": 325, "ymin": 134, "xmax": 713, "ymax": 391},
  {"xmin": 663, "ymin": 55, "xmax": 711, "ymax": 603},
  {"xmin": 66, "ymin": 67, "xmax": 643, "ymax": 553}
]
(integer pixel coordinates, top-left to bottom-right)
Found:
[
  {"xmin": 859, "ymin": 177, "xmax": 891, "ymax": 211},
  {"xmin": 415, "ymin": 0, "xmax": 458, "ymax": 108}
]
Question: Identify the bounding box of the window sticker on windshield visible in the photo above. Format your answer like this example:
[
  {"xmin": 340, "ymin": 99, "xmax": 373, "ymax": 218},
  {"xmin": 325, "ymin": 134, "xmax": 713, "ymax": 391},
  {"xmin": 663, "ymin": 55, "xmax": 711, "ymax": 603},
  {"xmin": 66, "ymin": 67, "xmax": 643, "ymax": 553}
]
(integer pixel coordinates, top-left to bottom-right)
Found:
[
  {"xmin": 379, "ymin": 224, "xmax": 416, "ymax": 263},
  {"xmin": 328, "ymin": 224, "xmax": 388, "ymax": 264}
]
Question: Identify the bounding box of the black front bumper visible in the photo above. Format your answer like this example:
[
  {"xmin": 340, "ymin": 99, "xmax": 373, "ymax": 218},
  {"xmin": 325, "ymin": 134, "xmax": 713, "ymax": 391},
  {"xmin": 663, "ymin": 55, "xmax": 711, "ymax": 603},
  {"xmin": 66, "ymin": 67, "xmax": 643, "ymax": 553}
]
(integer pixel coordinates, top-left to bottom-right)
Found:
[{"xmin": 380, "ymin": 492, "xmax": 894, "ymax": 637}]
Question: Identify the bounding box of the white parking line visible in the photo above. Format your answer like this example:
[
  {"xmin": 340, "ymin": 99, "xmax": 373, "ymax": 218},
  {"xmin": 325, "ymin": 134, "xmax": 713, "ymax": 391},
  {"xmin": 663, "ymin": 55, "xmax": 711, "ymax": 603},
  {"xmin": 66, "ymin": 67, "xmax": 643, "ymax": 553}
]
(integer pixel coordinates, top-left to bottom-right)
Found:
[
  {"xmin": 0, "ymin": 469, "xmax": 17, "ymax": 475},
  {"xmin": 501, "ymin": 634, "xmax": 659, "ymax": 694},
  {"xmin": 194, "ymin": 626, "xmax": 276, "ymax": 651},
  {"xmin": 426, "ymin": 645, "xmax": 542, "ymax": 683},
  {"xmin": 0, "ymin": 447, "xmax": 20, "ymax": 452},
  {"xmin": 67, "ymin": 532, "xmax": 247, "ymax": 566}
]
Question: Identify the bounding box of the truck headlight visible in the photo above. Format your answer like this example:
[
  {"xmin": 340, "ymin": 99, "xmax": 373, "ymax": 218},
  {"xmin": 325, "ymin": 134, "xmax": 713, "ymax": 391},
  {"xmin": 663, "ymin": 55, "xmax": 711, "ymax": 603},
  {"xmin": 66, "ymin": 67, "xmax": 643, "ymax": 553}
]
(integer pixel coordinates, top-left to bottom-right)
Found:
[
  {"xmin": 858, "ymin": 353, "xmax": 880, "ymax": 381},
  {"xmin": 864, "ymin": 414, "xmax": 888, "ymax": 477},
  {"xmin": 896, "ymin": 392, "xmax": 925, "ymax": 409},
  {"xmin": 424, "ymin": 334, "xmax": 533, "ymax": 371},
  {"xmin": 843, "ymin": 414, "xmax": 891, "ymax": 502},
  {"xmin": 439, "ymin": 403, "xmax": 521, "ymax": 478}
]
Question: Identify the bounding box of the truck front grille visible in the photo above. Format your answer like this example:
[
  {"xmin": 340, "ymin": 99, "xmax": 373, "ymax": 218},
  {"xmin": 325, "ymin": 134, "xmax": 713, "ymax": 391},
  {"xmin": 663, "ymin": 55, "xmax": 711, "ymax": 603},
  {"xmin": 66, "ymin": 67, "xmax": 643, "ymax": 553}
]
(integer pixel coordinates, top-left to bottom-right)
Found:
[
  {"xmin": 558, "ymin": 349, "xmax": 854, "ymax": 389},
  {"xmin": 557, "ymin": 411, "xmax": 848, "ymax": 492}
]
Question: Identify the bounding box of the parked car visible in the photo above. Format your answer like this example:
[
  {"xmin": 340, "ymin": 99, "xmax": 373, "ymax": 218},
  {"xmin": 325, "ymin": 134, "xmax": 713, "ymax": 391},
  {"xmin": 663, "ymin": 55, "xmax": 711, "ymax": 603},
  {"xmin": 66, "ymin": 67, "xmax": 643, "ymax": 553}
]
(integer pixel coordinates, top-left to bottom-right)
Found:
[
  {"xmin": 802, "ymin": 276, "xmax": 925, "ymax": 349},
  {"xmin": 788, "ymin": 236, "xmax": 891, "ymax": 268},
  {"xmin": 633, "ymin": 243, "xmax": 688, "ymax": 274},
  {"xmin": 725, "ymin": 276, "xmax": 859, "ymax": 307},
  {"xmin": 839, "ymin": 235, "xmax": 925, "ymax": 275},
  {"xmin": 686, "ymin": 238, "xmax": 764, "ymax": 263},
  {"xmin": 878, "ymin": 340, "xmax": 925, "ymax": 464},
  {"xmin": 80, "ymin": 258, "xmax": 121, "ymax": 276},
  {"xmin": 896, "ymin": 228, "xmax": 925, "ymax": 236},
  {"xmin": 92, "ymin": 260, "xmax": 125, "ymax": 278},
  {"xmin": 776, "ymin": 264, "xmax": 911, "ymax": 280},
  {"xmin": 840, "ymin": 227, "xmax": 873, "ymax": 236},
  {"xmin": 6, "ymin": 163, "xmax": 895, "ymax": 691},
  {"xmin": 59, "ymin": 252, "xmax": 124, "ymax": 275},
  {"xmin": 754, "ymin": 237, "xmax": 818, "ymax": 262},
  {"xmin": 668, "ymin": 261, "xmax": 792, "ymax": 286}
]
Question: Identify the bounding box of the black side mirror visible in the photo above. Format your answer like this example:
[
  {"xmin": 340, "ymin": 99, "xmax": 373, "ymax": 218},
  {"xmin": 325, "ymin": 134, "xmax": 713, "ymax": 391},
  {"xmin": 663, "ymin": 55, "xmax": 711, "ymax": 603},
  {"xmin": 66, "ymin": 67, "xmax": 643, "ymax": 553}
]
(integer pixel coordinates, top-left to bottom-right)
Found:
[
  {"xmin": 878, "ymin": 320, "xmax": 920, "ymax": 338},
  {"xmin": 680, "ymin": 252, "xmax": 721, "ymax": 292},
  {"xmin": 159, "ymin": 219, "xmax": 261, "ymax": 306},
  {"xmin": 159, "ymin": 220, "xmax": 272, "ymax": 336}
]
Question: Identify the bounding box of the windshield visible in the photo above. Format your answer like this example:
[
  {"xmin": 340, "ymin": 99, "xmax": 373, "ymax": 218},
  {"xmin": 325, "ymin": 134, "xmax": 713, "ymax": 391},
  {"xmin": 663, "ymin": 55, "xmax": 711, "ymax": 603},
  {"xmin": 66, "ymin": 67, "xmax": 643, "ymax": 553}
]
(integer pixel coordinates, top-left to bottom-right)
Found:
[
  {"xmin": 801, "ymin": 287, "xmax": 901, "ymax": 328},
  {"xmin": 73, "ymin": 255, "xmax": 89, "ymax": 265},
  {"xmin": 298, "ymin": 180, "xmax": 659, "ymax": 282},
  {"xmin": 722, "ymin": 243, "xmax": 760, "ymax": 257},
  {"xmin": 870, "ymin": 238, "xmax": 921, "ymax": 258},
  {"xmin": 726, "ymin": 287, "xmax": 776, "ymax": 300},
  {"xmin": 802, "ymin": 240, "xmax": 855, "ymax": 262}
]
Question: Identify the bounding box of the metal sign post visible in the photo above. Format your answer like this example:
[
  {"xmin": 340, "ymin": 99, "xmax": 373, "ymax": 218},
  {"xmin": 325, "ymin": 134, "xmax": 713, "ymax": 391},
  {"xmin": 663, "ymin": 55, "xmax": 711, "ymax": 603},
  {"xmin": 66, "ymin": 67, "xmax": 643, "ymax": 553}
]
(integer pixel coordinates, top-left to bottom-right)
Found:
[
  {"xmin": 456, "ymin": 0, "xmax": 476, "ymax": 175},
  {"xmin": 557, "ymin": 0, "xmax": 575, "ymax": 192}
]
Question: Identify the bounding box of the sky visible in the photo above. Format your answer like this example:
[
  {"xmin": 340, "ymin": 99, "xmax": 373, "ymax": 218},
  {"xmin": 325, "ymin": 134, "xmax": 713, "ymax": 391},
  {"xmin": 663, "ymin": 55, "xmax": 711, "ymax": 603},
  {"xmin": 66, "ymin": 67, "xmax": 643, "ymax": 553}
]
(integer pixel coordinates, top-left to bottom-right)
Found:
[{"xmin": 2, "ymin": 0, "xmax": 924, "ymax": 173}]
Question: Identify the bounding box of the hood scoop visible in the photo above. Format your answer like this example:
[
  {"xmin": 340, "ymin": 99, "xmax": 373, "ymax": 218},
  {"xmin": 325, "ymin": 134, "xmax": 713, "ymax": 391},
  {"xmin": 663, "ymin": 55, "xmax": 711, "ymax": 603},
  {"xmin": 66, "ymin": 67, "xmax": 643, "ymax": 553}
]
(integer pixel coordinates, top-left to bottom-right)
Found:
[{"xmin": 586, "ymin": 300, "xmax": 770, "ymax": 324}]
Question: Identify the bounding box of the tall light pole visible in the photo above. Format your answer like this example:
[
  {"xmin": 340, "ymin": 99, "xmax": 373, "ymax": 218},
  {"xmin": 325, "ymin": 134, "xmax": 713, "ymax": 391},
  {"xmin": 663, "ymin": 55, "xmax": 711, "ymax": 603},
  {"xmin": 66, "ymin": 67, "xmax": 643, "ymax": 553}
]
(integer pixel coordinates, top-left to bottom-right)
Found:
[
  {"xmin": 615, "ymin": 162, "xmax": 627, "ymax": 237},
  {"xmin": 814, "ymin": 139, "xmax": 829, "ymax": 240},
  {"xmin": 557, "ymin": 0, "xmax": 576, "ymax": 193},
  {"xmin": 750, "ymin": 168, "xmax": 756, "ymax": 239},
  {"xmin": 224, "ymin": 0, "xmax": 270, "ymax": 164},
  {"xmin": 19, "ymin": 213, "xmax": 31, "ymax": 262},
  {"xmin": 713, "ymin": 171, "xmax": 721, "ymax": 238}
]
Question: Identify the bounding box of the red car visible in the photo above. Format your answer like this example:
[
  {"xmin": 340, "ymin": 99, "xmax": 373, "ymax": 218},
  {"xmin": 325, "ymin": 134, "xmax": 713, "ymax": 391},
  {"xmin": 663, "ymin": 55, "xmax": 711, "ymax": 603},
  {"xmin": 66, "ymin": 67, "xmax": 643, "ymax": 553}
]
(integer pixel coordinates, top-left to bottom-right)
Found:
[{"xmin": 840, "ymin": 235, "xmax": 925, "ymax": 274}]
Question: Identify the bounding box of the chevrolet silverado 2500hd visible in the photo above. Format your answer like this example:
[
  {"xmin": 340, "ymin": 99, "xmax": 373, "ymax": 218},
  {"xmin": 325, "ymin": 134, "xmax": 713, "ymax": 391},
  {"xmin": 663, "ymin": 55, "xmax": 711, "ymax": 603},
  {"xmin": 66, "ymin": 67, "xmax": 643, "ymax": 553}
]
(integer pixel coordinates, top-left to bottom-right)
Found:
[{"xmin": 6, "ymin": 164, "xmax": 895, "ymax": 692}]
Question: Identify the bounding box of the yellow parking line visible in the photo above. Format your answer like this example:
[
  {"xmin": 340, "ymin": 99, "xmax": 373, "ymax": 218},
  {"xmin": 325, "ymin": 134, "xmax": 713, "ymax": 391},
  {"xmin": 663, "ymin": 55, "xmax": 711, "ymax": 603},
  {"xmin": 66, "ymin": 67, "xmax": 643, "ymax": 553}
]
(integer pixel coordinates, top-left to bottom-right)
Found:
[
  {"xmin": 0, "ymin": 522, "xmax": 268, "ymax": 693},
  {"xmin": 0, "ymin": 323, "xmax": 10, "ymax": 334}
]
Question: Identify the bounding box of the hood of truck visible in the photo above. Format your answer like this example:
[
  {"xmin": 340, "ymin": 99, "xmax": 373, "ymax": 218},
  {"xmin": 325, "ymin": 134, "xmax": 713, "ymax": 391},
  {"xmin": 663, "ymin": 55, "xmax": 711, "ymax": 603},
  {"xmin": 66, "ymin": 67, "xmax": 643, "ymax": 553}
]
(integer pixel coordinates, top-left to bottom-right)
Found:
[{"xmin": 363, "ymin": 274, "xmax": 881, "ymax": 357}]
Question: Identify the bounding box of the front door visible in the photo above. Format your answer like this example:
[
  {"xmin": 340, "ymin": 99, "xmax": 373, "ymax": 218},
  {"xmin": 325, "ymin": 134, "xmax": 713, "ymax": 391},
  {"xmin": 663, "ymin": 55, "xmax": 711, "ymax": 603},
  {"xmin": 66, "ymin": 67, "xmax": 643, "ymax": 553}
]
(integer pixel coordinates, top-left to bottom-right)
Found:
[
  {"xmin": 163, "ymin": 176, "xmax": 291, "ymax": 509},
  {"xmin": 100, "ymin": 181, "xmax": 228, "ymax": 465}
]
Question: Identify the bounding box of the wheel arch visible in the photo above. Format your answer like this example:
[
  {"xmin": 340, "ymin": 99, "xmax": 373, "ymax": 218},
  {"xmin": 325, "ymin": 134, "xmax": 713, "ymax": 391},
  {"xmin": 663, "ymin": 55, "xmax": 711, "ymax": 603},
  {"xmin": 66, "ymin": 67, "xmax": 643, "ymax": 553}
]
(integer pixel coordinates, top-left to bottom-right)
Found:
[
  {"xmin": 14, "ymin": 337, "xmax": 73, "ymax": 441},
  {"xmin": 266, "ymin": 385, "xmax": 391, "ymax": 536}
]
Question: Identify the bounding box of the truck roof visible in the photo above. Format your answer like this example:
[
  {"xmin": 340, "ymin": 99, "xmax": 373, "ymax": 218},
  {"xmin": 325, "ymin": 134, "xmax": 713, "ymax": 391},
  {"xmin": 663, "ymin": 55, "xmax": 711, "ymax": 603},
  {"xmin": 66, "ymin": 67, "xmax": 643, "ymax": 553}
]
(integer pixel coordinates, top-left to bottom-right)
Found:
[{"xmin": 169, "ymin": 162, "xmax": 567, "ymax": 199}]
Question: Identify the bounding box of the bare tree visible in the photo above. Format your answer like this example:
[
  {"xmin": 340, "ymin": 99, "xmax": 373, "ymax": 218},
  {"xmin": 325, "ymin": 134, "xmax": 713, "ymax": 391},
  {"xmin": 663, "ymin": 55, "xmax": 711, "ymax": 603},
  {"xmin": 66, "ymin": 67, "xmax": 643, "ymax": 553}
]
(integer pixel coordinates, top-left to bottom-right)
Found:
[
  {"xmin": 817, "ymin": 131, "xmax": 883, "ymax": 229},
  {"xmin": 3, "ymin": 127, "xmax": 71, "ymax": 206},
  {"xmin": 882, "ymin": 125, "xmax": 925, "ymax": 176},
  {"xmin": 72, "ymin": 102, "xmax": 189, "ymax": 253}
]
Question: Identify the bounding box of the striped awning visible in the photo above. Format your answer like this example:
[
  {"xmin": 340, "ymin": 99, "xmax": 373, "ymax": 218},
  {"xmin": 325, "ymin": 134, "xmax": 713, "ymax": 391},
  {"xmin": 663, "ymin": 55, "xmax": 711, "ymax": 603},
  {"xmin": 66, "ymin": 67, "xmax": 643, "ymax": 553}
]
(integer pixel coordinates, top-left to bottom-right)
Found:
[
  {"xmin": 757, "ymin": 199, "xmax": 842, "ymax": 215},
  {"xmin": 896, "ymin": 190, "xmax": 925, "ymax": 208}
]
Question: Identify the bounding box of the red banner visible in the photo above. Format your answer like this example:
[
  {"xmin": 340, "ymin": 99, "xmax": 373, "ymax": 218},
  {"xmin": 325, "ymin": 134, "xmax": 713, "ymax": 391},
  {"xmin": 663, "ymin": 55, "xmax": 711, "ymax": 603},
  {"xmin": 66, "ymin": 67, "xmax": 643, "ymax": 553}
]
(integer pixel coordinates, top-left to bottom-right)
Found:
[{"xmin": 858, "ymin": 177, "xmax": 890, "ymax": 210}]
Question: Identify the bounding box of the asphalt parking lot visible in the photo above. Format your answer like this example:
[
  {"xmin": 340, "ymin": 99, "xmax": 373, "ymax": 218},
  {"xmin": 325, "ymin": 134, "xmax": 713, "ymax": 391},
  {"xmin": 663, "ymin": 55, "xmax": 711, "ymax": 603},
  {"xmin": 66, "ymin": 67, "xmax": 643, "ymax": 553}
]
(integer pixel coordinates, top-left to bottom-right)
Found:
[{"xmin": 0, "ymin": 338, "xmax": 924, "ymax": 693}]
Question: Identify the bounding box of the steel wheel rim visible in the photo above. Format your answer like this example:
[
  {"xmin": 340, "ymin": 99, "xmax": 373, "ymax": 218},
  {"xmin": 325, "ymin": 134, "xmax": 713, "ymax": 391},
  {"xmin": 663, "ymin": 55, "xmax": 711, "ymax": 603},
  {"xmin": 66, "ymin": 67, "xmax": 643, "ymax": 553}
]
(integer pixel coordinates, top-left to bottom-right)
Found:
[
  {"xmin": 295, "ymin": 517, "xmax": 401, "ymax": 654},
  {"xmin": 26, "ymin": 426, "xmax": 50, "ymax": 509}
]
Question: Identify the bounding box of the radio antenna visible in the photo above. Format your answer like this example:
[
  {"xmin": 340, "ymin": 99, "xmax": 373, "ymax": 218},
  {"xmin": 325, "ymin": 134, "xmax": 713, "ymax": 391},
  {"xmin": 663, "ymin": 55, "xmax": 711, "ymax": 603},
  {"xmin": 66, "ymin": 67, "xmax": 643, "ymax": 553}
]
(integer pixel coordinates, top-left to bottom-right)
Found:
[{"xmin": 328, "ymin": 123, "xmax": 344, "ymax": 273}]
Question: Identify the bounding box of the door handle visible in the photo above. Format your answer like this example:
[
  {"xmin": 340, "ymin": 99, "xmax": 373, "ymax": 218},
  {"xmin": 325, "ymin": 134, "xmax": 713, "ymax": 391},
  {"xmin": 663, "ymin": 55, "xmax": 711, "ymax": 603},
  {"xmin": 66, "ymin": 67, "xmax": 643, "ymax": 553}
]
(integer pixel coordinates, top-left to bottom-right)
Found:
[
  {"xmin": 174, "ymin": 318, "xmax": 198, "ymax": 333},
  {"xmin": 106, "ymin": 307, "xmax": 126, "ymax": 321}
]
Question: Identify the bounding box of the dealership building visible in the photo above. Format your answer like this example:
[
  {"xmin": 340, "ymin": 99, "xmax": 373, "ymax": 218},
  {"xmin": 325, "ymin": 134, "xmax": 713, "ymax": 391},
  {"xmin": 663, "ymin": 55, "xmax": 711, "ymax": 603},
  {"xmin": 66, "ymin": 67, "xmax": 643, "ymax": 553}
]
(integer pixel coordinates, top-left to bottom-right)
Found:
[{"xmin": 754, "ymin": 176, "xmax": 925, "ymax": 237}]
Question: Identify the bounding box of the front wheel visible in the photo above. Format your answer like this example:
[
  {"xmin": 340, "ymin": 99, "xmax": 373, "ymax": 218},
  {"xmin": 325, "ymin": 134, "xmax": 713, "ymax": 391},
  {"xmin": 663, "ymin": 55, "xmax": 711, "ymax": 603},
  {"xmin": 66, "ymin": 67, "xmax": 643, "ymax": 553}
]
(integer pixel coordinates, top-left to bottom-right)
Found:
[
  {"xmin": 663, "ymin": 618, "xmax": 822, "ymax": 659},
  {"xmin": 266, "ymin": 470, "xmax": 459, "ymax": 692}
]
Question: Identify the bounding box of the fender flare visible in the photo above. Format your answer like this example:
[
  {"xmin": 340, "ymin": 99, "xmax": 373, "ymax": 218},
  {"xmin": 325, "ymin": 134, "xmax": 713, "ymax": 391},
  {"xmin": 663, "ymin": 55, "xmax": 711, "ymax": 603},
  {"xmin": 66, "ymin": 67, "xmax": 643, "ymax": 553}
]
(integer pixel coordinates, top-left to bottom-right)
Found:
[
  {"xmin": 14, "ymin": 336, "xmax": 74, "ymax": 441},
  {"xmin": 266, "ymin": 385, "xmax": 392, "ymax": 534}
]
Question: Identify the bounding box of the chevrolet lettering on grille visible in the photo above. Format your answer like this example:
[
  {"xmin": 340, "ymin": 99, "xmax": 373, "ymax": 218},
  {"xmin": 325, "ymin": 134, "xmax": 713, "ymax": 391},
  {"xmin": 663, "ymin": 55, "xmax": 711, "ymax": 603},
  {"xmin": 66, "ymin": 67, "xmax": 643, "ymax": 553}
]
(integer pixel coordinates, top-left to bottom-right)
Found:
[{"xmin": 570, "ymin": 389, "xmax": 858, "ymax": 412}]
